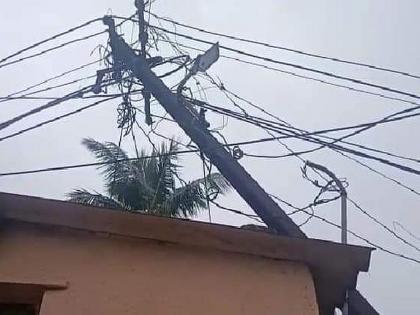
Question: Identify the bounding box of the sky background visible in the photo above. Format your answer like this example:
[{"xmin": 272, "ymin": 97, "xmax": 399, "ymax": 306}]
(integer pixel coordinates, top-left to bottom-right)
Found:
[{"xmin": 1, "ymin": 1, "xmax": 420, "ymax": 314}]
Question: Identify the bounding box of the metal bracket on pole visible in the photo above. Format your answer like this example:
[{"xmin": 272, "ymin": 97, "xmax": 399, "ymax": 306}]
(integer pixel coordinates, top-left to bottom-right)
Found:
[{"xmin": 177, "ymin": 42, "xmax": 220, "ymax": 95}]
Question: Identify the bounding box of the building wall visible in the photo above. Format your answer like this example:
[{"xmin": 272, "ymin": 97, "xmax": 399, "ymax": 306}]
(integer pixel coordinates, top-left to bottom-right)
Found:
[{"xmin": 0, "ymin": 223, "xmax": 319, "ymax": 315}]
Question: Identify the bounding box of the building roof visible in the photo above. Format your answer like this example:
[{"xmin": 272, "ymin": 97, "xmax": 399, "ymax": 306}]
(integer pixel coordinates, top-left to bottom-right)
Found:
[{"xmin": 0, "ymin": 192, "xmax": 373, "ymax": 315}]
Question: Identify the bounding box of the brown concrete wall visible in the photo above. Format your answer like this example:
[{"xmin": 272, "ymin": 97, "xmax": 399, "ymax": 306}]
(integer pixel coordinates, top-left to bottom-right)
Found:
[{"xmin": 0, "ymin": 223, "xmax": 319, "ymax": 315}]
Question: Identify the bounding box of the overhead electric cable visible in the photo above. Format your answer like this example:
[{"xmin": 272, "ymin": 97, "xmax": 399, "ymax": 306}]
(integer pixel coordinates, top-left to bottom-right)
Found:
[
  {"xmin": 0, "ymin": 86, "xmax": 93, "ymax": 131},
  {"xmin": 0, "ymin": 60, "xmax": 101, "ymax": 103},
  {"xmin": 150, "ymin": 12, "xmax": 420, "ymax": 80},
  {"xmin": 0, "ymin": 95, "xmax": 122, "ymax": 143},
  {"xmin": 0, "ymin": 74, "xmax": 98, "ymax": 104},
  {"xmin": 151, "ymin": 24, "xmax": 420, "ymax": 100},
  {"xmin": 348, "ymin": 197, "xmax": 420, "ymax": 252},
  {"xmin": 0, "ymin": 18, "xmax": 102, "ymax": 65},
  {"xmin": 188, "ymin": 99, "xmax": 420, "ymax": 176},
  {"xmin": 299, "ymin": 208, "xmax": 420, "ymax": 264},
  {"xmin": 0, "ymin": 31, "xmax": 106, "ymax": 70},
  {"xmin": 0, "ymin": 14, "xmax": 135, "ymax": 70},
  {"xmin": 158, "ymin": 38, "xmax": 420, "ymax": 107},
  {"xmin": 270, "ymin": 193, "xmax": 420, "ymax": 264}
]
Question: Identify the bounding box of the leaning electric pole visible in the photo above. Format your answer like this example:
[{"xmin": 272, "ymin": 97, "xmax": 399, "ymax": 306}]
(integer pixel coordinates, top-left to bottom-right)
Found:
[{"xmin": 98, "ymin": 1, "xmax": 305, "ymax": 238}]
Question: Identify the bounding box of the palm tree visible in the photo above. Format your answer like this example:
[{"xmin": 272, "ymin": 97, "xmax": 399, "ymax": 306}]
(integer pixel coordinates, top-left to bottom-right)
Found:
[{"xmin": 67, "ymin": 138, "xmax": 231, "ymax": 218}]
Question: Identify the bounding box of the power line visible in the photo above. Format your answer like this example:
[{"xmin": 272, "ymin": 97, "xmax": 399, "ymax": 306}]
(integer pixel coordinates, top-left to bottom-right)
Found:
[
  {"xmin": 0, "ymin": 95, "xmax": 122, "ymax": 143},
  {"xmin": 0, "ymin": 74, "xmax": 98, "ymax": 104},
  {"xmin": 215, "ymin": 84, "xmax": 420, "ymax": 164},
  {"xmin": 293, "ymin": 132, "xmax": 420, "ymax": 176},
  {"xmin": 335, "ymin": 148, "xmax": 420, "ymax": 196},
  {"xmin": 0, "ymin": 88, "xmax": 145, "ymax": 143},
  {"xmin": 150, "ymin": 12, "xmax": 420, "ymax": 80},
  {"xmin": 0, "ymin": 60, "xmax": 101, "ymax": 103},
  {"xmin": 0, "ymin": 135, "xmax": 334, "ymax": 177},
  {"xmin": 244, "ymin": 145, "xmax": 420, "ymax": 196},
  {"xmin": 0, "ymin": 94, "xmax": 121, "ymax": 101},
  {"xmin": 1, "ymin": 128, "xmax": 417, "ymax": 178},
  {"xmin": 220, "ymin": 91, "xmax": 420, "ymax": 240},
  {"xmin": 0, "ymin": 14, "xmax": 135, "ymax": 70},
  {"xmin": 210, "ymin": 200, "xmax": 263, "ymax": 223},
  {"xmin": 0, "ymin": 18, "xmax": 102, "ymax": 65},
  {"xmin": 189, "ymin": 98, "xmax": 420, "ymax": 165},
  {"xmin": 301, "ymin": 207, "xmax": 420, "ymax": 264},
  {"xmin": 2, "ymin": 98, "xmax": 420, "ymax": 251},
  {"xmin": 0, "ymin": 75, "xmax": 131, "ymax": 132},
  {"xmin": 0, "ymin": 85, "xmax": 93, "ymax": 131},
  {"xmin": 301, "ymin": 163, "xmax": 420, "ymax": 250},
  {"xmin": 0, "ymin": 148, "xmax": 200, "ymax": 177},
  {"xmin": 270, "ymin": 193, "xmax": 420, "ymax": 264},
  {"xmin": 393, "ymin": 222, "xmax": 420, "ymax": 242},
  {"xmin": 188, "ymin": 99, "xmax": 420, "ymax": 196},
  {"xmin": 128, "ymin": 16, "xmax": 420, "ymax": 264},
  {"xmin": 0, "ymin": 31, "xmax": 107, "ymax": 70},
  {"xmin": 348, "ymin": 197, "xmax": 420, "ymax": 253},
  {"xmin": 150, "ymin": 24, "xmax": 420, "ymax": 100},
  {"xmin": 201, "ymin": 74, "xmax": 420, "ymax": 199},
  {"xmin": 158, "ymin": 38, "xmax": 420, "ymax": 108},
  {"xmin": 195, "ymin": 82, "xmax": 420, "ymax": 196},
  {"xmin": 190, "ymin": 97, "xmax": 420, "ymax": 139}
]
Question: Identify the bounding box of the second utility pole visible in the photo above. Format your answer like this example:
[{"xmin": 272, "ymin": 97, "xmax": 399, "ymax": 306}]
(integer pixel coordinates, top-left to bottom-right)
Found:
[{"xmin": 305, "ymin": 161, "xmax": 348, "ymax": 244}]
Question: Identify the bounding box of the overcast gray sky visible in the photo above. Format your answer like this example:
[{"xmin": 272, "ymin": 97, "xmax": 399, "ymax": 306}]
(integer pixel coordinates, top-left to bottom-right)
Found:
[{"xmin": 1, "ymin": 1, "xmax": 420, "ymax": 314}]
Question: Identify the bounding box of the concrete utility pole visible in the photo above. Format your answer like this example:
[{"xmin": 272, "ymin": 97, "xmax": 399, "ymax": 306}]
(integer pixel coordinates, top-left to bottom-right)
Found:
[{"xmin": 102, "ymin": 15, "xmax": 305, "ymax": 238}]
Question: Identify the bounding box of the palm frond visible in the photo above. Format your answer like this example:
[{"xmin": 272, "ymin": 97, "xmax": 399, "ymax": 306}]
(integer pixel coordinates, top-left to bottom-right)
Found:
[
  {"xmin": 161, "ymin": 181, "xmax": 207, "ymax": 217},
  {"xmin": 149, "ymin": 141, "xmax": 180, "ymax": 209},
  {"xmin": 67, "ymin": 189, "xmax": 125, "ymax": 210},
  {"xmin": 83, "ymin": 138, "xmax": 156, "ymax": 208},
  {"xmin": 205, "ymin": 173, "xmax": 232, "ymax": 196},
  {"xmin": 82, "ymin": 138, "xmax": 133, "ymax": 188},
  {"xmin": 70, "ymin": 139, "xmax": 231, "ymax": 218},
  {"xmin": 83, "ymin": 138, "xmax": 129, "ymax": 165}
]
